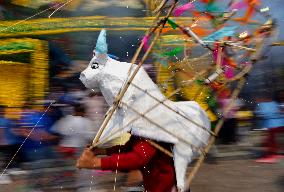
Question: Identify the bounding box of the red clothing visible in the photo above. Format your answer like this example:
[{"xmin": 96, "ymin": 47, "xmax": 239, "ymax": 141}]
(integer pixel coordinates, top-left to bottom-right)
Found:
[
  {"xmin": 57, "ymin": 146, "xmax": 77, "ymax": 159},
  {"xmin": 265, "ymin": 126, "xmax": 284, "ymax": 154},
  {"xmin": 101, "ymin": 136, "xmax": 176, "ymax": 192}
]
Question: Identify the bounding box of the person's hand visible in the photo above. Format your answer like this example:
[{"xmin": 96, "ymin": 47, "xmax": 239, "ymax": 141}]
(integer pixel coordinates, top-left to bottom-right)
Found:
[
  {"xmin": 76, "ymin": 148, "xmax": 101, "ymax": 169},
  {"xmin": 86, "ymin": 144, "xmax": 106, "ymax": 155},
  {"xmin": 92, "ymin": 148, "xmax": 107, "ymax": 156}
]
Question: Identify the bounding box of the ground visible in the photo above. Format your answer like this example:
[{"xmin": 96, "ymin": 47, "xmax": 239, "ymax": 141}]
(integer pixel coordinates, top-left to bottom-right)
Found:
[
  {"xmin": 191, "ymin": 159, "xmax": 284, "ymax": 192},
  {"xmin": 2, "ymin": 131, "xmax": 284, "ymax": 191}
]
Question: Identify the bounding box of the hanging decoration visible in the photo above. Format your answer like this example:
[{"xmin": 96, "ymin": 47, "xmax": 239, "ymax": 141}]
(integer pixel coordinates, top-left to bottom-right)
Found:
[
  {"xmin": 167, "ymin": 18, "xmax": 178, "ymax": 29},
  {"xmin": 161, "ymin": 47, "xmax": 183, "ymax": 57},
  {"xmin": 142, "ymin": 35, "xmax": 151, "ymax": 51},
  {"xmin": 173, "ymin": 2, "xmax": 195, "ymax": 17},
  {"xmin": 203, "ymin": 26, "xmax": 238, "ymax": 41}
]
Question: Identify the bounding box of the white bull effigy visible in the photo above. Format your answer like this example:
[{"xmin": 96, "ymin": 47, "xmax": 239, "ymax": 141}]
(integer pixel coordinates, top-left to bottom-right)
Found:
[{"xmin": 79, "ymin": 30, "xmax": 211, "ymax": 191}]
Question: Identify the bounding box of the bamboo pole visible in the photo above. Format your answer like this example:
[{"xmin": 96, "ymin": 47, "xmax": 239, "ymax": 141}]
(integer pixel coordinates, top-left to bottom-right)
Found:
[
  {"xmin": 185, "ymin": 77, "xmax": 247, "ymax": 190},
  {"xmin": 91, "ymin": 0, "xmax": 178, "ymax": 147},
  {"xmin": 153, "ymin": 0, "xmax": 169, "ymax": 13},
  {"xmin": 146, "ymin": 140, "xmax": 173, "ymax": 157}
]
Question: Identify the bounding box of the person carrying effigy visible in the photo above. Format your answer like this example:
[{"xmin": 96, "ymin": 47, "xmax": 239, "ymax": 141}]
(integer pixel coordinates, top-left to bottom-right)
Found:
[{"xmin": 76, "ymin": 30, "xmax": 211, "ymax": 192}]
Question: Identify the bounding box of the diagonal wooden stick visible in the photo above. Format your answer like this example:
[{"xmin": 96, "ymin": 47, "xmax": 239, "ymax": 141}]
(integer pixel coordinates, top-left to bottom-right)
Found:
[
  {"xmin": 146, "ymin": 139, "xmax": 173, "ymax": 157},
  {"xmin": 185, "ymin": 77, "xmax": 246, "ymax": 190},
  {"xmin": 153, "ymin": 0, "xmax": 169, "ymax": 13}
]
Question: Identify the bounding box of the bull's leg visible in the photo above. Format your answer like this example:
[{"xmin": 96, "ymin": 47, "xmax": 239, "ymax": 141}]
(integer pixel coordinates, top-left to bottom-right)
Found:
[{"xmin": 173, "ymin": 145, "xmax": 192, "ymax": 192}]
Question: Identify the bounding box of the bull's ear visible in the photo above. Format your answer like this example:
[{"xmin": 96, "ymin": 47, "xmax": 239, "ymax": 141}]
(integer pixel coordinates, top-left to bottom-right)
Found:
[{"xmin": 95, "ymin": 29, "xmax": 108, "ymax": 55}]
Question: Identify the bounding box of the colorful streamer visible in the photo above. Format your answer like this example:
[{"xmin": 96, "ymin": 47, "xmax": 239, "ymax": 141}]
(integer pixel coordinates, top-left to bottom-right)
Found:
[
  {"xmin": 224, "ymin": 67, "xmax": 234, "ymax": 79},
  {"xmin": 212, "ymin": 45, "xmax": 236, "ymax": 80},
  {"xmin": 229, "ymin": 1, "xmax": 247, "ymax": 10},
  {"xmin": 195, "ymin": 79, "xmax": 204, "ymax": 85},
  {"xmin": 173, "ymin": 2, "xmax": 195, "ymax": 17},
  {"xmin": 206, "ymin": 2, "xmax": 221, "ymax": 12},
  {"xmin": 213, "ymin": 47, "xmax": 226, "ymax": 66},
  {"xmin": 142, "ymin": 35, "xmax": 150, "ymax": 51},
  {"xmin": 203, "ymin": 26, "xmax": 237, "ymax": 41},
  {"xmin": 161, "ymin": 47, "xmax": 183, "ymax": 57},
  {"xmin": 233, "ymin": 0, "xmax": 260, "ymax": 23},
  {"xmin": 167, "ymin": 19, "xmax": 178, "ymax": 29},
  {"xmin": 153, "ymin": 53, "xmax": 169, "ymax": 67}
]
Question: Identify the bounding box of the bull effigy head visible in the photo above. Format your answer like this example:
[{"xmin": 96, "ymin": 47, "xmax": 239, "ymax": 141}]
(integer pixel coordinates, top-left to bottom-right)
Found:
[{"xmin": 80, "ymin": 29, "xmax": 108, "ymax": 90}]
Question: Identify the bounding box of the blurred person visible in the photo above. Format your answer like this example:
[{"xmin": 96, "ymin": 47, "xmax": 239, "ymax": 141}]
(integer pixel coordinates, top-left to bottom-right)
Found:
[
  {"xmin": 217, "ymin": 90, "xmax": 240, "ymax": 144},
  {"xmin": 277, "ymin": 90, "xmax": 284, "ymax": 113},
  {"xmin": 51, "ymin": 104, "xmax": 95, "ymax": 191},
  {"xmin": 15, "ymin": 102, "xmax": 58, "ymax": 162},
  {"xmin": 82, "ymin": 91, "xmax": 131, "ymax": 147},
  {"xmin": 0, "ymin": 105, "xmax": 21, "ymax": 184},
  {"xmin": 77, "ymin": 135, "xmax": 188, "ymax": 192},
  {"xmin": 255, "ymin": 96, "xmax": 284, "ymax": 163},
  {"xmin": 82, "ymin": 92, "xmax": 107, "ymax": 123},
  {"xmin": 51, "ymin": 104, "xmax": 94, "ymax": 158},
  {"xmin": 235, "ymin": 105, "xmax": 254, "ymax": 146},
  {"xmin": 58, "ymin": 86, "xmax": 86, "ymax": 116},
  {"xmin": 49, "ymin": 41, "xmax": 72, "ymax": 79},
  {"xmin": 13, "ymin": 102, "xmax": 62, "ymax": 191}
]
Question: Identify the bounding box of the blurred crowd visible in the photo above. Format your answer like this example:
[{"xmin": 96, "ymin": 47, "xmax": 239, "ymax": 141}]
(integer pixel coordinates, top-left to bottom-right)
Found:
[
  {"xmin": 0, "ymin": 86, "xmax": 111, "ymax": 191},
  {"xmin": 0, "ymin": 80, "xmax": 283, "ymax": 191}
]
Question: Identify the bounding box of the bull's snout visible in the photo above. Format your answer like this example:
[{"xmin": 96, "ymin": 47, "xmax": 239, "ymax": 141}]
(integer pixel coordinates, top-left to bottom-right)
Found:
[{"xmin": 79, "ymin": 72, "xmax": 87, "ymax": 84}]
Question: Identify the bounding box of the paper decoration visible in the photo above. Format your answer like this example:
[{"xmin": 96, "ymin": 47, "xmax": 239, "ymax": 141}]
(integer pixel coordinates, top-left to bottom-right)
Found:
[
  {"xmin": 213, "ymin": 47, "xmax": 226, "ymax": 66},
  {"xmin": 153, "ymin": 53, "xmax": 169, "ymax": 66},
  {"xmin": 195, "ymin": 79, "xmax": 204, "ymax": 85},
  {"xmin": 229, "ymin": 1, "xmax": 247, "ymax": 10},
  {"xmin": 233, "ymin": 0, "xmax": 260, "ymax": 23},
  {"xmin": 205, "ymin": 90, "xmax": 218, "ymax": 111},
  {"xmin": 203, "ymin": 26, "xmax": 237, "ymax": 41},
  {"xmin": 167, "ymin": 19, "xmax": 178, "ymax": 29},
  {"xmin": 194, "ymin": 1, "xmax": 207, "ymax": 12},
  {"xmin": 224, "ymin": 67, "xmax": 234, "ymax": 79},
  {"xmin": 212, "ymin": 45, "xmax": 236, "ymax": 79},
  {"xmin": 142, "ymin": 35, "xmax": 150, "ymax": 51},
  {"xmin": 206, "ymin": 2, "xmax": 221, "ymax": 12},
  {"xmin": 161, "ymin": 47, "xmax": 183, "ymax": 57},
  {"xmin": 160, "ymin": 60, "xmax": 168, "ymax": 67},
  {"xmin": 173, "ymin": 2, "xmax": 195, "ymax": 17}
]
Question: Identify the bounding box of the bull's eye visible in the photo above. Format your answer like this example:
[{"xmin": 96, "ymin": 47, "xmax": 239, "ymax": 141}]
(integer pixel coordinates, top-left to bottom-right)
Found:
[{"xmin": 91, "ymin": 62, "xmax": 99, "ymax": 69}]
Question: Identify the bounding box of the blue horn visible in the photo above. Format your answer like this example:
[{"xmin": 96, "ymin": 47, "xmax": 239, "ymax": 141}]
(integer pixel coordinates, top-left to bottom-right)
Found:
[{"xmin": 95, "ymin": 29, "xmax": 108, "ymax": 54}]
